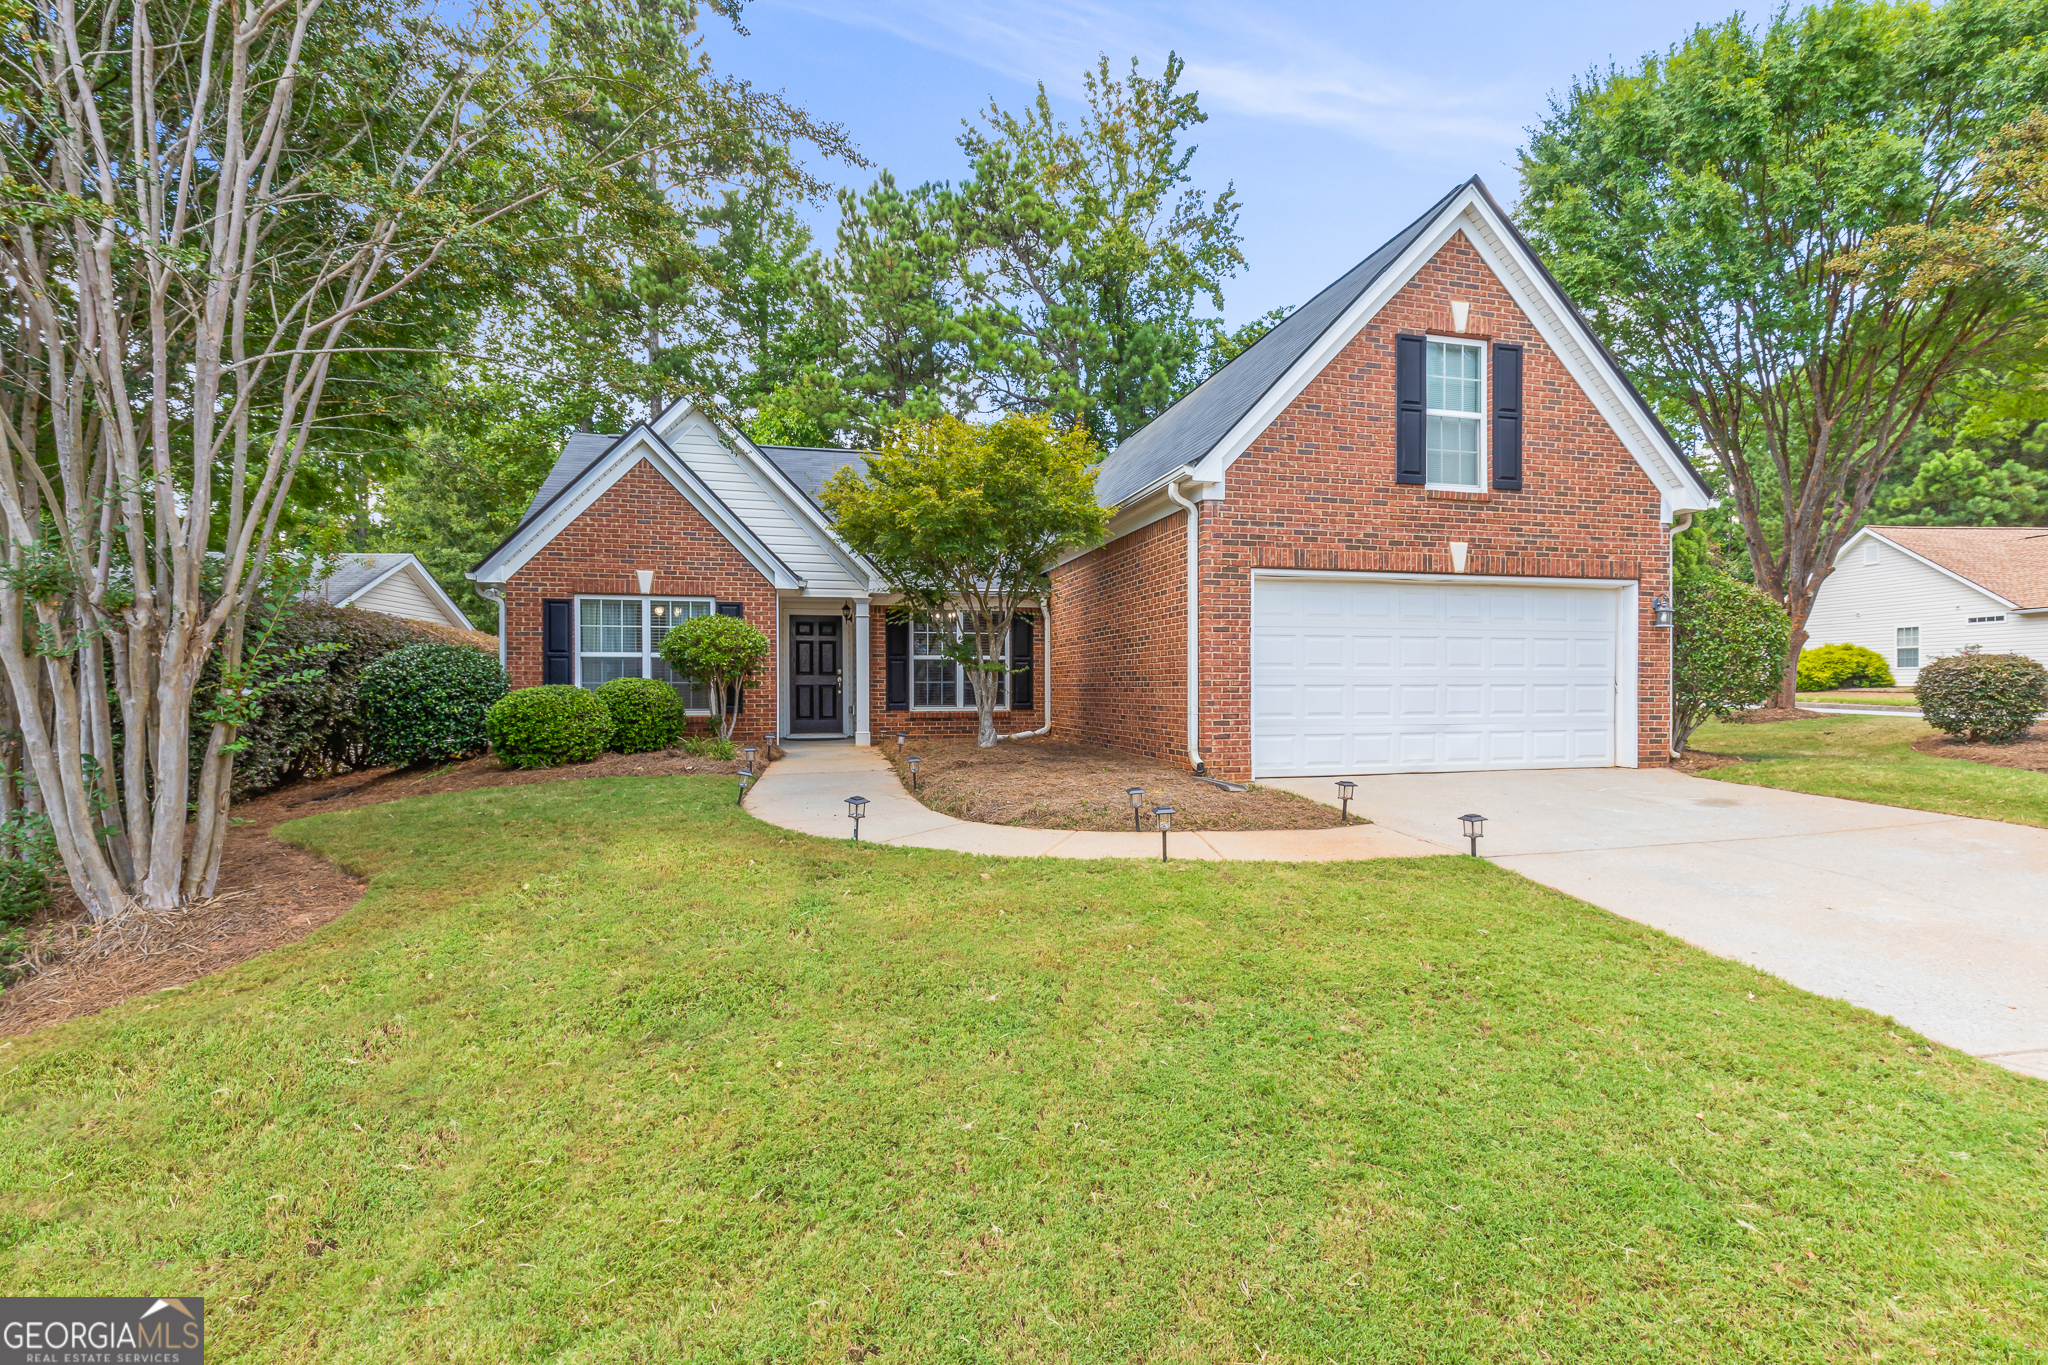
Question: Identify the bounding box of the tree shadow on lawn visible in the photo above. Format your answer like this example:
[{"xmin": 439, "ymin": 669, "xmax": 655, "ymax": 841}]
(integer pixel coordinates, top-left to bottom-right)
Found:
[{"xmin": 0, "ymin": 773, "xmax": 2042, "ymax": 1361}]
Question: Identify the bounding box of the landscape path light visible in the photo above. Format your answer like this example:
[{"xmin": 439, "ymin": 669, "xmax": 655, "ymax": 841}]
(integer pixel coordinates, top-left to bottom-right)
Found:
[
  {"xmin": 1126, "ymin": 786, "xmax": 1147, "ymax": 832},
  {"xmin": 846, "ymin": 795, "xmax": 869, "ymax": 839},
  {"xmin": 907, "ymin": 756, "xmax": 922, "ymax": 792},
  {"xmin": 1153, "ymin": 805, "xmax": 1175, "ymax": 861},
  {"xmin": 897, "ymin": 733, "xmax": 906, "ymax": 754},
  {"xmin": 1460, "ymin": 813, "xmax": 1486, "ymax": 857},
  {"xmin": 743, "ymin": 746, "xmax": 757, "ymax": 770},
  {"xmin": 1336, "ymin": 779, "xmax": 1357, "ymax": 824},
  {"xmin": 737, "ymin": 769, "xmax": 752, "ymax": 804}
]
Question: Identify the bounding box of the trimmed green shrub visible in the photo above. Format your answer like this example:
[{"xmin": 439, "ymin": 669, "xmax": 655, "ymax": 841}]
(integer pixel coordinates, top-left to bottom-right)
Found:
[
  {"xmin": 1796, "ymin": 642, "xmax": 1895, "ymax": 691},
  {"xmin": 1672, "ymin": 567, "xmax": 1791, "ymax": 753},
  {"xmin": 486, "ymin": 686, "xmax": 614, "ymax": 768},
  {"xmin": 595, "ymin": 677, "xmax": 686, "ymax": 753},
  {"xmin": 1915, "ymin": 651, "xmax": 2048, "ymax": 743},
  {"xmin": 359, "ymin": 642, "xmax": 508, "ymax": 769},
  {"xmin": 658, "ymin": 614, "xmax": 770, "ymax": 740}
]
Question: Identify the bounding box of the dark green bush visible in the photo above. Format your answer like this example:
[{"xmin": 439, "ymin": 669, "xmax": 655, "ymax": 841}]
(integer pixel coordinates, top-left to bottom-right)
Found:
[
  {"xmin": 1671, "ymin": 568, "xmax": 1791, "ymax": 752},
  {"xmin": 1915, "ymin": 651, "xmax": 2048, "ymax": 743},
  {"xmin": 485, "ymin": 686, "xmax": 614, "ymax": 768},
  {"xmin": 192, "ymin": 600, "xmax": 429, "ymax": 797},
  {"xmin": 0, "ymin": 804, "xmax": 57, "ymax": 925},
  {"xmin": 1796, "ymin": 642, "xmax": 1895, "ymax": 691},
  {"xmin": 359, "ymin": 642, "xmax": 508, "ymax": 768},
  {"xmin": 595, "ymin": 677, "xmax": 687, "ymax": 753}
]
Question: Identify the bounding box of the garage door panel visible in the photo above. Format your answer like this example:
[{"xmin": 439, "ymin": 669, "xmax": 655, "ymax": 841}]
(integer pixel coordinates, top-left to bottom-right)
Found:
[{"xmin": 1253, "ymin": 578, "xmax": 1622, "ymax": 777}]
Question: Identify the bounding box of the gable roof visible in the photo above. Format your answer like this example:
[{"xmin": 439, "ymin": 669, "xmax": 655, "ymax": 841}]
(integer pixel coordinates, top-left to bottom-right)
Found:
[
  {"xmin": 1865, "ymin": 525, "xmax": 2048, "ymax": 610},
  {"xmin": 1093, "ymin": 175, "xmax": 1714, "ymax": 516},
  {"xmin": 512, "ymin": 432, "xmax": 616, "ymax": 539},
  {"xmin": 311, "ymin": 552, "xmax": 471, "ymax": 630},
  {"xmin": 757, "ymin": 444, "xmax": 866, "ymax": 501}
]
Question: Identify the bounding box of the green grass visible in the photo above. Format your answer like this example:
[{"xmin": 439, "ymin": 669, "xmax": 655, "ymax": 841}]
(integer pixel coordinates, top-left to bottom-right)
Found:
[
  {"xmin": 3, "ymin": 775, "xmax": 2045, "ymax": 1361},
  {"xmin": 1693, "ymin": 712, "xmax": 2048, "ymax": 828},
  {"xmin": 1796, "ymin": 691, "xmax": 1922, "ymax": 708}
]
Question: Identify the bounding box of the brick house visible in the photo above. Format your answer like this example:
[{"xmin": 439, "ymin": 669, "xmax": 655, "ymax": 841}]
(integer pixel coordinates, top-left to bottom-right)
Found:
[
  {"xmin": 470, "ymin": 177, "xmax": 1711, "ymax": 774},
  {"xmin": 1048, "ymin": 177, "xmax": 1714, "ymax": 780}
]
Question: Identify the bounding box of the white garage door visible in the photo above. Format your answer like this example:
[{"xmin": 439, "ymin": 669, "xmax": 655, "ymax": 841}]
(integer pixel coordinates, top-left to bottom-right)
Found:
[{"xmin": 1251, "ymin": 576, "xmax": 1621, "ymax": 777}]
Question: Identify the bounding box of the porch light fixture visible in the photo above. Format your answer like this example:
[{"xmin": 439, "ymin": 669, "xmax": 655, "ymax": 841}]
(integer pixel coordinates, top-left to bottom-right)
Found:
[
  {"xmin": 846, "ymin": 794, "xmax": 869, "ymax": 839},
  {"xmin": 1459, "ymin": 813, "xmax": 1486, "ymax": 857},
  {"xmin": 1125, "ymin": 786, "xmax": 1146, "ymax": 832},
  {"xmin": 907, "ymin": 756, "xmax": 921, "ymax": 791},
  {"xmin": 842, "ymin": 599, "xmax": 855, "ymax": 624},
  {"xmin": 1336, "ymin": 780, "xmax": 1357, "ymax": 823},
  {"xmin": 1651, "ymin": 593, "xmax": 1675, "ymax": 628},
  {"xmin": 1153, "ymin": 805, "xmax": 1175, "ymax": 861}
]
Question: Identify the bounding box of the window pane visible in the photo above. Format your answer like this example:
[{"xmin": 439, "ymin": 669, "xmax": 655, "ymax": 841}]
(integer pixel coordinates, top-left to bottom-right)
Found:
[
  {"xmin": 1897, "ymin": 626, "xmax": 1920, "ymax": 668},
  {"xmin": 1426, "ymin": 414, "xmax": 1480, "ymax": 486},
  {"xmin": 914, "ymin": 658, "xmax": 956, "ymax": 708},
  {"xmin": 651, "ymin": 657, "xmax": 711, "ymax": 711},
  {"xmin": 580, "ymin": 598, "xmax": 641, "ymax": 654},
  {"xmin": 1426, "ymin": 341, "xmax": 1482, "ymax": 413},
  {"xmin": 580, "ymin": 655, "xmax": 641, "ymax": 688}
]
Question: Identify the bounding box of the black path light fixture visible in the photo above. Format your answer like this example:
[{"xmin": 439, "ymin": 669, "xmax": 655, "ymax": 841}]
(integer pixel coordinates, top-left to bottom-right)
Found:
[
  {"xmin": 1336, "ymin": 779, "xmax": 1357, "ymax": 824},
  {"xmin": 742, "ymin": 745, "xmax": 757, "ymax": 770},
  {"xmin": 1651, "ymin": 593, "xmax": 1675, "ymax": 628},
  {"xmin": 737, "ymin": 767, "xmax": 752, "ymax": 804},
  {"xmin": 764, "ymin": 731, "xmax": 777, "ymax": 754},
  {"xmin": 906, "ymin": 756, "xmax": 922, "ymax": 792},
  {"xmin": 897, "ymin": 733, "xmax": 906, "ymax": 755},
  {"xmin": 1153, "ymin": 805, "xmax": 1175, "ymax": 861},
  {"xmin": 1126, "ymin": 786, "xmax": 1146, "ymax": 832},
  {"xmin": 846, "ymin": 794, "xmax": 869, "ymax": 839},
  {"xmin": 1460, "ymin": 813, "xmax": 1486, "ymax": 857}
]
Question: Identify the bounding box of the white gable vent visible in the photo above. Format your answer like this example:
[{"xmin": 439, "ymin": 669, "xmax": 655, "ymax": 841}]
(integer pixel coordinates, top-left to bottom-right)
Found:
[{"xmin": 1863, "ymin": 542, "xmax": 1881, "ymax": 565}]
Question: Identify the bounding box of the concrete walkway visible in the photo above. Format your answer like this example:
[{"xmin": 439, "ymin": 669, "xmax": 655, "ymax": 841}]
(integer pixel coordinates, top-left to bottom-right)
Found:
[
  {"xmin": 745, "ymin": 740, "xmax": 1444, "ymax": 862},
  {"xmin": 1266, "ymin": 768, "xmax": 2048, "ymax": 1078}
]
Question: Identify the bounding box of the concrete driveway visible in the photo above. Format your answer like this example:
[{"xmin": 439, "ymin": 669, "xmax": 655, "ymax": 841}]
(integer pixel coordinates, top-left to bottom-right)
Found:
[{"xmin": 1263, "ymin": 767, "xmax": 2048, "ymax": 1078}]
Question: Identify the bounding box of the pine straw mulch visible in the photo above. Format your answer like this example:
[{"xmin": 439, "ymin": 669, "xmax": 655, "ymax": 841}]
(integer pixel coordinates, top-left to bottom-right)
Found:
[
  {"xmin": 0, "ymin": 744, "xmax": 772, "ymax": 1037},
  {"xmin": 1911, "ymin": 728, "xmax": 2048, "ymax": 773},
  {"xmin": 1732, "ymin": 706, "xmax": 1832, "ymax": 724},
  {"xmin": 879, "ymin": 736, "xmax": 1346, "ymax": 832}
]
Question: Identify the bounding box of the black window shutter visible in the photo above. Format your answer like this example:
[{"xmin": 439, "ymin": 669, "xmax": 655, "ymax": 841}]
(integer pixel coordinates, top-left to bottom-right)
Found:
[
  {"xmin": 1492, "ymin": 342, "xmax": 1524, "ymax": 491},
  {"xmin": 715, "ymin": 600, "xmax": 743, "ymax": 617},
  {"xmin": 1009, "ymin": 614, "xmax": 1034, "ymax": 709},
  {"xmin": 885, "ymin": 618, "xmax": 909, "ymax": 711},
  {"xmin": 1395, "ymin": 332, "xmax": 1426, "ymax": 485},
  {"xmin": 543, "ymin": 599, "xmax": 573, "ymax": 685}
]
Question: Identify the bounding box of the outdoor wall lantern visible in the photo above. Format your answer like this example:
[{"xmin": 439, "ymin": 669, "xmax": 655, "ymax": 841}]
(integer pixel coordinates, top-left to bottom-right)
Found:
[
  {"xmin": 846, "ymin": 794, "xmax": 869, "ymax": 839},
  {"xmin": 1336, "ymin": 779, "xmax": 1357, "ymax": 824},
  {"xmin": 842, "ymin": 599, "xmax": 855, "ymax": 624},
  {"xmin": 906, "ymin": 756, "xmax": 922, "ymax": 792},
  {"xmin": 1126, "ymin": 786, "xmax": 1147, "ymax": 832},
  {"xmin": 1459, "ymin": 813, "xmax": 1487, "ymax": 857},
  {"xmin": 1153, "ymin": 805, "xmax": 1175, "ymax": 861},
  {"xmin": 1652, "ymin": 593, "xmax": 1675, "ymax": 628}
]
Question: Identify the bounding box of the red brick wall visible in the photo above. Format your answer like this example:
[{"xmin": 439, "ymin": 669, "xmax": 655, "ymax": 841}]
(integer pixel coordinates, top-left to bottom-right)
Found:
[
  {"xmin": 866, "ymin": 605, "xmax": 1044, "ymax": 742},
  {"xmin": 501, "ymin": 460, "xmax": 780, "ymax": 713},
  {"xmin": 1051, "ymin": 228, "xmax": 1675, "ymax": 780},
  {"xmin": 1048, "ymin": 512, "xmax": 1191, "ymax": 764}
]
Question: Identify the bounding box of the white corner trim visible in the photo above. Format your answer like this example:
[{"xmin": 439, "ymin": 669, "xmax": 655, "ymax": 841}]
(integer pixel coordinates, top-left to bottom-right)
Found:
[
  {"xmin": 1195, "ymin": 185, "xmax": 1712, "ymax": 514},
  {"xmin": 1854, "ymin": 527, "xmax": 2025, "ymax": 611},
  {"xmin": 473, "ymin": 427, "xmax": 803, "ymax": 590}
]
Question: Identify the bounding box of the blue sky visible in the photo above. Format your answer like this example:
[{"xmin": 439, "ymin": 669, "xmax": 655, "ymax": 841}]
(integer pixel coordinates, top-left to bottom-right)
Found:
[{"xmin": 701, "ymin": 0, "xmax": 1741, "ymax": 327}]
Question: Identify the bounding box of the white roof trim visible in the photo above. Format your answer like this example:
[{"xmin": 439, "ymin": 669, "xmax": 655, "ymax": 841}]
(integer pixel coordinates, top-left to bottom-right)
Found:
[
  {"xmin": 470, "ymin": 426, "xmax": 804, "ymax": 589},
  {"xmin": 338, "ymin": 555, "xmax": 472, "ymax": 630},
  {"xmin": 652, "ymin": 399, "xmax": 888, "ymax": 594},
  {"xmin": 1186, "ymin": 184, "xmax": 1713, "ymax": 519},
  {"xmin": 1844, "ymin": 526, "xmax": 2024, "ymax": 611}
]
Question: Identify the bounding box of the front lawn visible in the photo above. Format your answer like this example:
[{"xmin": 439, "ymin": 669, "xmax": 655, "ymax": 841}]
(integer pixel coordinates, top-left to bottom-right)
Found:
[
  {"xmin": 1691, "ymin": 713, "xmax": 2048, "ymax": 828},
  {"xmin": 2, "ymin": 775, "xmax": 2043, "ymax": 1360}
]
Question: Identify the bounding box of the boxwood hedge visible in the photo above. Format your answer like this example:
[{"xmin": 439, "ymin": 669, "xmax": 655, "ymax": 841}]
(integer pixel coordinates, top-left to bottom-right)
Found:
[
  {"xmin": 486, "ymin": 686, "xmax": 615, "ymax": 768},
  {"xmin": 594, "ymin": 677, "xmax": 687, "ymax": 753},
  {"xmin": 358, "ymin": 642, "xmax": 508, "ymax": 769}
]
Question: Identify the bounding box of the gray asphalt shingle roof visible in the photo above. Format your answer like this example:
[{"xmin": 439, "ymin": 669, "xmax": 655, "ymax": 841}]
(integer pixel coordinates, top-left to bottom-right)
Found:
[
  {"xmin": 1092, "ymin": 182, "xmax": 1463, "ymax": 509},
  {"xmin": 513, "ymin": 431, "xmax": 618, "ymax": 534},
  {"xmin": 756, "ymin": 444, "xmax": 866, "ymax": 500},
  {"xmin": 312, "ymin": 553, "xmax": 413, "ymax": 605}
]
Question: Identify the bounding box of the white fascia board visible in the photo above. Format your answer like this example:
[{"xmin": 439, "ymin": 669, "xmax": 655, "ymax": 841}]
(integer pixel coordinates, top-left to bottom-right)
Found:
[
  {"xmin": 472, "ymin": 427, "xmax": 804, "ymax": 590},
  {"xmin": 1859, "ymin": 528, "xmax": 2024, "ymax": 610},
  {"xmin": 658, "ymin": 399, "xmax": 889, "ymax": 594},
  {"xmin": 1056, "ymin": 475, "xmax": 1218, "ymax": 570},
  {"xmin": 1192, "ymin": 185, "xmax": 1713, "ymax": 516}
]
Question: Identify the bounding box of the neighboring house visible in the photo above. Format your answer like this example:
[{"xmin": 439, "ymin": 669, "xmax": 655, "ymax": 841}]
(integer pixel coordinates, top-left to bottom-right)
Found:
[
  {"xmin": 466, "ymin": 409, "xmax": 1042, "ymax": 745},
  {"xmin": 468, "ymin": 176, "xmax": 1715, "ymax": 775},
  {"xmin": 1804, "ymin": 526, "xmax": 2048, "ymax": 684},
  {"xmin": 313, "ymin": 553, "xmax": 474, "ymax": 632},
  {"xmin": 1048, "ymin": 176, "xmax": 1715, "ymax": 780}
]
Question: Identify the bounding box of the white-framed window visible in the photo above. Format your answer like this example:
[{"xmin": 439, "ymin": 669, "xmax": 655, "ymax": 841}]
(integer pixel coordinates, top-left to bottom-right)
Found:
[
  {"xmin": 913, "ymin": 611, "xmax": 1008, "ymax": 710},
  {"xmin": 1896, "ymin": 626, "xmax": 1920, "ymax": 669},
  {"xmin": 1425, "ymin": 338, "xmax": 1485, "ymax": 489},
  {"xmin": 577, "ymin": 596, "xmax": 716, "ymax": 710},
  {"xmin": 1968, "ymin": 614, "xmax": 2005, "ymax": 624}
]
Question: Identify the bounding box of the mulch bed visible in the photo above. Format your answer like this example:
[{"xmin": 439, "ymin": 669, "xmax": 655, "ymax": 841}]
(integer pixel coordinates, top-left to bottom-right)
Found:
[
  {"xmin": 1671, "ymin": 749, "xmax": 1746, "ymax": 775},
  {"xmin": 879, "ymin": 736, "xmax": 1346, "ymax": 832},
  {"xmin": 1732, "ymin": 707, "xmax": 1831, "ymax": 724},
  {"xmin": 1911, "ymin": 729, "xmax": 2048, "ymax": 773},
  {"xmin": 0, "ymin": 745, "xmax": 770, "ymax": 1037}
]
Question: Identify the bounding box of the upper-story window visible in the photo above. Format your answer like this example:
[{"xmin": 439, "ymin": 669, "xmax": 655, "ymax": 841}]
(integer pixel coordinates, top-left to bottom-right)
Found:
[
  {"xmin": 578, "ymin": 596, "xmax": 715, "ymax": 710},
  {"xmin": 1425, "ymin": 339, "xmax": 1485, "ymax": 489}
]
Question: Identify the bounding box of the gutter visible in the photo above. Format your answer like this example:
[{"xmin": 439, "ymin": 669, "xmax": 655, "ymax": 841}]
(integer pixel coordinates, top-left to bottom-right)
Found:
[
  {"xmin": 1163, "ymin": 473, "xmax": 1207, "ymax": 775},
  {"xmin": 475, "ymin": 583, "xmax": 507, "ymax": 670},
  {"xmin": 1001, "ymin": 586, "xmax": 1054, "ymax": 739}
]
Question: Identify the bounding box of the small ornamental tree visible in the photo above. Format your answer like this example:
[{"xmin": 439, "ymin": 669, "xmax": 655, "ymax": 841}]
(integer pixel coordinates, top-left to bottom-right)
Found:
[
  {"xmin": 822, "ymin": 413, "xmax": 1108, "ymax": 747},
  {"xmin": 658, "ymin": 615, "xmax": 771, "ymax": 741},
  {"xmin": 1916, "ymin": 651, "xmax": 2048, "ymax": 743},
  {"xmin": 1671, "ymin": 568, "xmax": 1792, "ymax": 754}
]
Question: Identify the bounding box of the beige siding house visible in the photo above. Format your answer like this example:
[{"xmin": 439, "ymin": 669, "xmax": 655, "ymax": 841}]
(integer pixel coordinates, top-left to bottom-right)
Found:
[{"xmin": 1805, "ymin": 526, "xmax": 2048, "ymax": 682}]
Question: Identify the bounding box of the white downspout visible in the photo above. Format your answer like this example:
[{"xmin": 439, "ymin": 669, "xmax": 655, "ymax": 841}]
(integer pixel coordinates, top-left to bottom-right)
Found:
[
  {"xmin": 1666, "ymin": 510, "xmax": 1693, "ymax": 757},
  {"xmin": 1001, "ymin": 595, "xmax": 1054, "ymax": 739},
  {"xmin": 477, "ymin": 584, "xmax": 507, "ymax": 670},
  {"xmin": 1163, "ymin": 474, "xmax": 1206, "ymax": 774}
]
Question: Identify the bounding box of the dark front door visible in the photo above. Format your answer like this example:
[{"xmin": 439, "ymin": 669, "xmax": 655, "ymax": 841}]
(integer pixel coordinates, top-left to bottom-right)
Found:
[{"xmin": 789, "ymin": 616, "xmax": 844, "ymax": 734}]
